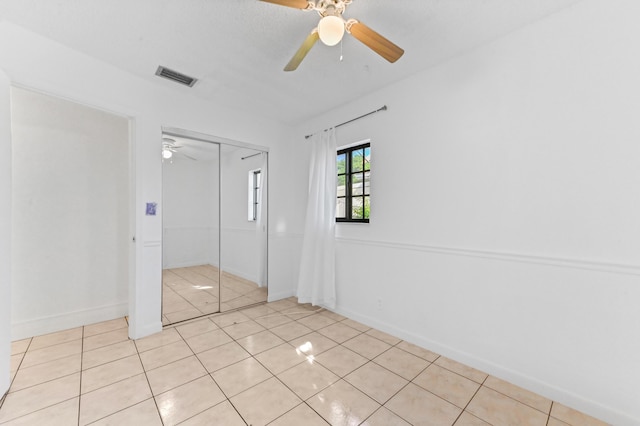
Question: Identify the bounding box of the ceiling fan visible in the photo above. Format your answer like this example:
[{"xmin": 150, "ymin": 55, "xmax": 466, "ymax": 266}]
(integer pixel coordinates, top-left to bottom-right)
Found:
[
  {"xmin": 162, "ymin": 137, "xmax": 196, "ymax": 161},
  {"xmin": 260, "ymin": 0, "xmax": 404, "ymax": 71}
]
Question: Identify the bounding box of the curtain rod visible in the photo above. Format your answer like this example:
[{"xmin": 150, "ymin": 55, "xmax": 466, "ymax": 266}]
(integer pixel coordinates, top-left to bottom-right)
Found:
[
  {"xmin": 304, "ymin": 105, "xmax": 387, "ymax": 139},
  {"xmin": 241, "ymin": 152, "xmax": 261, "ymax": 160}
]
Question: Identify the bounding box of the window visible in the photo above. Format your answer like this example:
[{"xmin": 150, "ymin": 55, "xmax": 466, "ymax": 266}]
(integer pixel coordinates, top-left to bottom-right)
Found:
[
  {"xmin": 248, "ymin": 169, "xmax": 261, "ymax": 221},
  {"xmin": 337, "ymin": 143, "xmax": 370, "ymax": 222}
]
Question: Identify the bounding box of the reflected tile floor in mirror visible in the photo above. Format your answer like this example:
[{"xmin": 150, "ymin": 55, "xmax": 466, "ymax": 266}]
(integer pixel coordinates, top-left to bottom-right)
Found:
[
  {"xmin": 163, "ymin": 265, "xmax": 268, "ymax": 325},
  {"xmin": 1, "ymin": 298, "xmax": 609, "ymax": 426}
]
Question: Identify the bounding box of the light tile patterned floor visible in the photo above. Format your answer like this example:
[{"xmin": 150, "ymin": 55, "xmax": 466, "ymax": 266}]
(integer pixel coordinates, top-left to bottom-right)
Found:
[
  {"xmin": 1, "ymin": 298, "xmax": 608, "ymax": 425},
  {"xmin": 163, "ymin": 265, "xmax": 268, "ymax": 325}
]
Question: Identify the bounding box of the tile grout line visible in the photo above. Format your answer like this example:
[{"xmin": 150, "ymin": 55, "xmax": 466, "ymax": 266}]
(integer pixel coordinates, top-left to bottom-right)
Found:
[
  {"xmin": 163, "ymin": 268, "xmax": 213, "ymax": 323},
  {"xmin": 77, "ymin": 322, "xmax": 146, "ymax": 425},
  {"xmin": 302, "ymin": 401, "xmax": 331, "ymax": 426},
  {"xmin": 310, "ymin": 315, "xmax": 451, "ymax": 424},
  {"xmin": 6, "ymin": 337, "xmax": 33, "ymax": 398},
  {"xmin": 361, "ymin": 354, "xmax": 437, "ymax": 425},
  {"xmin": 0, "ymin": 342, "xmax": 84, "ymax": 421},
  {"xmin": 268, "ymin": 313, "xmax": 351, "ymax": 423},
  {"xmin": 1, "ymin": 336, "xmax": 27, "ymax": 413},
  {"xmin": 12, "ymin": 324, "xmax": 126, "ymax": 373},
  {"xmin": 269, "ymin": 401, "xmax": 328, "ymax": 426},
  {"xmin": 163, "ymin": 281, "xmax": 207, "ymax": 322},
  {"xmin": 173, "ymin": 324, "xmax": 248, "ymax": 425},
  {"xmin": 133, "ymin": 339, "xmax": 165, "ymax": 426},
  {"xmin": 216, "ymin": 307, "xmax": 327, "ymax": 424},
  {"xmin": 450, "ymin": 373, "xmax": 488, "ymax": 425},
  {"xmin": 481, "ymin": 379, "xmax": 555, "ymax": 419},
  {"xmin": 0, "ymin": 352, "xmax": 82, "ymax": 421},
  {"xmin": 83, "ymin": 318, "xmax": 129, "ymax": 340},
  {"xmin": 121, "ymin": 328, "xmax": 222, "ymax": 424},
  {"xmin": 226, "ymin": 318, "xmax": 307, "ymax": 426},
  {"xmin": 0, "ymin": 397, "xmax": 80, "ymax": 424},
  {"xmin": 359, "ymin": 375, "xmax": 407, "ymax": 424}
]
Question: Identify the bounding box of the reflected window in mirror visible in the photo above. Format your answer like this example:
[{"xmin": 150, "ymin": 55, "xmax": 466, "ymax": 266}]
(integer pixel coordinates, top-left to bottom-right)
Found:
[{"xmin": 248, "ymin": 168, "xmax": 261, "ymax": 221}]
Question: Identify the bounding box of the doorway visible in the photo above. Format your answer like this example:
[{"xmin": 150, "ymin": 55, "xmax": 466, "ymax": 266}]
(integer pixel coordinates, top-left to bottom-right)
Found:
[
  {"xmin": 10, "ymin": 86, "xmax": 131, "ymax": 339},
  {"xmin": 161, "ymin": 129, "xmax": 268, "ymax": 326}
]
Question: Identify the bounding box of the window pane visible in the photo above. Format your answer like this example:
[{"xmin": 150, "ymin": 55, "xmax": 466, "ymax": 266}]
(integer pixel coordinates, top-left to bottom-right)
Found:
[
  {"xmin": 364, "ymin": 196, "xmax": 370, "ymax": 219},
  {"xmin": 364, "ymin": 171, "xmax": 370, "ymax": 195},
  {"xmin": 364, "ymin": 147, "xmax": 371, "ymax": 171},
  {"xmin": 352, "ymin": 149, "xmax": 364, "ymax": 172},
  {"xmin": 337, "ymin": 175, "xmax": 346, "ymax": 197},
  {"xmin": 352, "ymin": 197, "xmax": 363, "ymax": 219},
  {"xmin": 337, "ymin": 153, "xmax": 346, "ymax": 174},
  {"xmin": 352, "ymin": 173, "xmax": 363, "ymax": 196},
  {"xmin": 336, "ymin": 198, "xmax": 346, "ymax": 218},
  {"xmin": 336, "ymin": 144, "xmax": 370, "ymax": 223}
]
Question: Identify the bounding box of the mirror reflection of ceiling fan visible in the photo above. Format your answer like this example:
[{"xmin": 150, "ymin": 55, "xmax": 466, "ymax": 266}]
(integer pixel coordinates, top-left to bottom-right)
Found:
[
  {"xmin": 260, "ymin": 0, "xmax": 405, "ymax": 71},
  {"xmin": 162, "ymin": 137, "xmax": 197, "ymax": 161}
]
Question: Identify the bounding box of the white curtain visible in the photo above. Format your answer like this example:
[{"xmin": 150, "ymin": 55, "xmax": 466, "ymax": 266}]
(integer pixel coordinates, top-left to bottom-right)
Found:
[
  {"xmin": 297, "ymin": 128, "xmax": 337, "ymax": 308},
  {"xmin": 256, "ymin": 152, "xmax": 268, "ymax": 287}
]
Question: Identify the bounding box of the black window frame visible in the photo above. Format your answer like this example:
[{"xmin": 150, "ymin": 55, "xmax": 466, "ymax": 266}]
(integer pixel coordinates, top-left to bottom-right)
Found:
[
  {"xmin": 251, "ymin": 169, "xmax": 261, "ymax": 221},
  {"xmin": 336, "ymin": 143, "xmax": 370, "ymax": 223}
]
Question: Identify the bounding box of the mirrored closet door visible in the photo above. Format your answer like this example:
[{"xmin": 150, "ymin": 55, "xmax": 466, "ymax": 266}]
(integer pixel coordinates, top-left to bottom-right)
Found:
[
  {"xmin": 220, "ymin": 145, "xmax": 268, "ymax": 311},
  {"xmin": 161, "ymin": 136, "xmax": 221, "ymax": 325},
  {"xmin": 161, "ymin": 132, "xmax": 268, "ymax": 325}
]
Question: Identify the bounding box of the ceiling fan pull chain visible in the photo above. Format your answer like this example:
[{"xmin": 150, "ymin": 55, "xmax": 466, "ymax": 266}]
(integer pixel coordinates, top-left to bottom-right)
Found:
[{"xmin": 340, "ymin": 38, "xmax": 344, "ymax": 62}]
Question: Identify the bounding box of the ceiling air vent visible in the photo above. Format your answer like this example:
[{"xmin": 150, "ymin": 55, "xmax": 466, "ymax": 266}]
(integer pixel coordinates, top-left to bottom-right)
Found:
[{"xmin": 155, "ymin": 66, "xmax": 197, "ymax": 87}]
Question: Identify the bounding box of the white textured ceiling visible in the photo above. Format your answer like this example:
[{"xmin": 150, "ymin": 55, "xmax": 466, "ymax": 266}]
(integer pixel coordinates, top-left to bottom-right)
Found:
[{"xmin": 0, "ymin": 0, "xmax": 582, "ymax": 124}]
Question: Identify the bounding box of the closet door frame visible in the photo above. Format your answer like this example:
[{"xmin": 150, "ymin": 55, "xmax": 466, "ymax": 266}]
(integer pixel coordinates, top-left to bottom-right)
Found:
[{"xmin": 160, "ymin": 127, "xmax": 269, "ymax": 323}]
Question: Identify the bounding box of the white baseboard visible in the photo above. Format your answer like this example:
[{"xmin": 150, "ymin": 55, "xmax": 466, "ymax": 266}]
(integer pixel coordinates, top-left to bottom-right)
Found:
[
  {"xmin": 11, "ymin": 301, "xmax": 128, "ymax": 340},
  {"xmin": 331, "ymin": 304, "xmax": 638, "ymax": 426}
]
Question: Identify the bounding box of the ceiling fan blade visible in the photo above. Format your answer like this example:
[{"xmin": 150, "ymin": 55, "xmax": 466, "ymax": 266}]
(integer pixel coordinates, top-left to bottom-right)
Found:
[
  {"xmin": 260, "ymin": 0, "xmax": 311, "ymax": 10},
  {"xmin": 181, "ymin": 153, "xmax": 198, "ymax": 161},
  {"xmin": 347, "ymin": 20, "xmax": 404, "ymax": 63},
  {"xmin": 284, "ymin": 29, "xmax": 319, "ymax": 72}
]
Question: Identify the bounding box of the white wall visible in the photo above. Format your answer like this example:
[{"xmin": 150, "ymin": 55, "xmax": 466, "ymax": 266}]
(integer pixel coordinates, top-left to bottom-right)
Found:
[
  {"xmin": 0, "ymin": 21, "xmax": 297, "ymax": 340},
  {"xmin": 220, "ymin": 148, "xmax": 262, "ymax": 282},
  {"xmin": 0, "ymin": 70, "xmax": 12, "ymax": 397},
  {"xmin": 163, "ymin": 157, "xmax": 219, "ymax": 269},
  {"xmin": 10, "ymin": 87, "xmax": 130, "ymax": 339},
  {"xmin": 295, "ymin": 0, "xmax": 640, "ymax": 424}
]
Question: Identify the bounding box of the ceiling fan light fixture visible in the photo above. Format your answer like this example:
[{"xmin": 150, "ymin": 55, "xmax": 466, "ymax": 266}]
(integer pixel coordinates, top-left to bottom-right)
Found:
[
  {"xmin": 162, "ymin": 149, "xmax": 173, "ymax": 159},
  {"xmin": 317, "ymin": 15, "xmax": 345, "ymax": 46}
]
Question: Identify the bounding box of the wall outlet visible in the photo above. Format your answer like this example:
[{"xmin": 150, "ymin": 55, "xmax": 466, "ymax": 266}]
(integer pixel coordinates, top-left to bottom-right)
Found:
[{"xmin": 377, "ymin": 298, "xmax": 382, "ymax": 310}]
